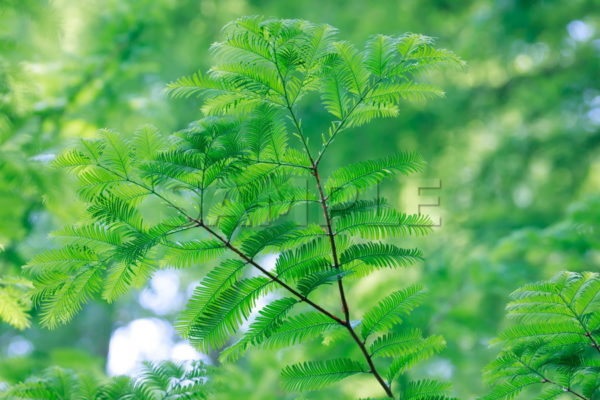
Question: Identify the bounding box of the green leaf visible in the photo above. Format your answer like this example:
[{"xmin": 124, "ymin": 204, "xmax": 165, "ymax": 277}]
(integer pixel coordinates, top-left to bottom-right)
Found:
[
  {"xmin": 385, "ymin": 335, "xmax": 446, "ymax": 381},
  {"xmin": 275, "ymin": 239, "xmax": 332, "ymax": 281},
  {"xmin": 26, "ymin": 245, "xmax": 100, "ymax": 274},
  {"xmin": 364, "ymin": 34, "xmax": 396, "ymax": 77},
  {"xmin": 166, "ymin": 71, "xmax": 223, "ymax": 99},
  {"xmin": 403, "ymin": 379, "xmax": 453, "ymax": 400},
  {"xmin": 88, "ymin": 196, "xmax": 145, "ymax": 233},
  {"xmin": 132, "ymin": 125, "xmax": 165, "ymax": 161},
  {"xmin": 333, "ymin": 41, "xmax": 369, "ymax": 95},
  {"xmin": 162, "ymin": 240, "xmax": 226, "ymax": 268},
  {"xmin": 297, "ymin": 269, "xmax": 353, "ymax": 296},
  {"xmin": 261, "ymin": 312, "xmax": 340, "ymax": 349},
  {"xmin": 177, "ymin": 259, "xmax": 247, "ymax": 338},
  {"xmin": 325, "ymin": 152, "xmax": 425, "ymax": 204},
  {"xmin": 336, "ymin": 208, "xmax": 432, "ymax": 239},
  {"xmin": 361, "ymin": 284, "xmax": 426, "ymax": 339},
  {"xmin": 366, "ymin": 82, "xmax": 444, "ymax": 105},
  {"xmin": 480, "ymin": 376, "xmax": 540, "ymax": 400},
  {"xmin": 220, "ymin": 297, "xmax": 298, "ymax": 362},
  {"xmin": 340, "ymin": 242, "xmax": 423, "ymax": 276},
  {"xmin": 320, "ymin": 67, "xmax": 350, "ymax": 119},
  {"xmin": 368, "ymin": 328, "xmax": 424, "ymax": 357},
  {"xmin": 188, "ymin": 277, "xmax": 274, "ymax": 351},
  {"xmin": 52, "ymin": 224, "xmax": 123, "ymax": 249},
  {"xmin": 99, "ymin": 129, "xmax": 133, "ymax": 177},
  {"xmin": 281, "ymin": 358, "xmax": 366, "ymax": 391},
  {"xmin": 40, "ymin": 265, "xmax": 105, "ymax": 328},
  {"xmin": 237, "ymin": 223, "xmax": 302, "ymax": 257},
  {"xmin": 52, "ymin": 148, "xmax": 92, "ymax": 170},
  {"xmin": 0, "ymin": 276, "xmax": 33, "ymax": 330},
  {"xmin": 330, "ymin": 198, "xmax": 389, "ymax": 218}
]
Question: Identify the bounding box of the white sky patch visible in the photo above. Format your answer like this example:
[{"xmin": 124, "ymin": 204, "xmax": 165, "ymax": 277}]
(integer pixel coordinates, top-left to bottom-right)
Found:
[
  {"xmin": 139, "ymin": 269, "xmax": 184, "ymax": 315},
  {"xmin": 567, "ymin": 20, "xmax": 594, "ymax": 42},
  {"xmin": 170, "ymin": 342, "xmax": 208, "ymax": 363},
  {"xmin": 6, "ymin": 336, "xmax": 33, "ymax": 357},
  {"xmin": 107, "ymin": 318, "xmax": 175, "ymax": 376},
  {"xmin": 426, "ymin": 358, "xmax": 454, "ymax": 380}
]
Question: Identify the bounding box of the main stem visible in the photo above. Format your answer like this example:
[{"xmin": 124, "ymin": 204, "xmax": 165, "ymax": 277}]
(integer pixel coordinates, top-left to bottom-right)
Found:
[
  {"xmin": 199, "ymin": 220, "xmax": 392, "ymax": 397},
  {"xmin": 282, "ymin": 104, "xmax": 393, "ymax": 397},
  {"xmin": 311, "ymin": 162, "xmax": 393, "ymax": 398},
  {"xmin": 517, "ymin": 358, "xmax": 588, "ymax": 400},
  {"xmin": 558, "ymin": 293, "xmax": 600, "ymax": 354},
  {"xmin": 263, "ymin": 44, "xmax": 392, "ymax": 397},
  {"xmin": 197, "ymin": 220, "xmax": 346, "ymax": 326},
  {"xmin": 311, "ymin": 165, "xmax": 350, "ymax": 321}
]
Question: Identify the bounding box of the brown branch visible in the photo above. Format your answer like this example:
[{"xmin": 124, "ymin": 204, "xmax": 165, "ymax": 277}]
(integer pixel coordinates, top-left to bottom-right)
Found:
[
  {"xmin": 272, "ymin": 44, "xmax": 394, "ymax": 397},
  {"xmin": 197, "ymin": 221, "xmax": 346, "ymax": 326},
  {"xmin": 201, "ymin": 217, "xmax": 393, "ymax": 397},
  {"xmin": 311, "ymin": 166, "xmax": 350, "ymax": 322},
  {"xmin": 557, "ymin": 293, "xmax": 600, "ymax": 354},
  {"xmin": 315, "ymin": 77, "xmax": 383, "ymax": 166},
  {"xmin": 311, "ymin": 164, "xmax": 393, "ymax": 398},
  {"xmin": 516, "ymin": 357, "xmax": 589, "ymax": 400}
]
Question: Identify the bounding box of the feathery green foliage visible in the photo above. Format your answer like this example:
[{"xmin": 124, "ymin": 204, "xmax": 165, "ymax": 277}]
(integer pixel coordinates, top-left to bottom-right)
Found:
[
  {"xmin": 2, "ymin": 360, "xmax": 211, "ymax": 400},
  {"xmin": 281, "ymin": 358, "xmax": 367, "ymax": 391},
  {"xmin": 482, "ymin": 272, "xmax": 600, "ymax": 400},
  {"xmin": 27, "ymin": 16, "xmax": 461, "ymax": 399},
  {"xmin": 0, "ymin": 276, "xmax": 33, "ymax": 329}
]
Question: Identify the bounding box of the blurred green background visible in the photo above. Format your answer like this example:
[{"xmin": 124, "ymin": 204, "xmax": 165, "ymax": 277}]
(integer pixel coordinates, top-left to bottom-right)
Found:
[{"xmin": 1, "ymin": 0, "xmax": 598, "ymax": 399}]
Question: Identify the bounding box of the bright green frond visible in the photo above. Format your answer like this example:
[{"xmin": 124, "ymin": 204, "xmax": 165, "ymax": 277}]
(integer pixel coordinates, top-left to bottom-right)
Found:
[
  {"xmin": 166, "ymin": 71, "xmax": 223, "ymax": 99},
  {"xmin": 336, "ymin": 208, "xmax": 433, "ymax": 239},
  {"xmin": 0, "ymin": 276, "xmax": 33, "ymax": 330},
  {"xmin": 40, "ymin": 265, "xmax": 105, "ymax": 328},
  {"xmin": 325, "ymin": 152, "xmax": 425, "ymax": 204},
  {"xmin": 361, "ymin": 284, "xmax": 426, "ymax": 339},
  {"xmin": 53, "ymin": 223, "xmax": 124, "ymax": 249},
  {"xmin": 368, "ymin": 328, "xmax": 424, "ymax": 356},
  {"xmin": 402, "ymin": 379, "xmax": 453, "ymax": 400},
  {"xmin": 162, "ymin": 239, "xmax": 226, "ymax": 268},
  {"xmin": 281, "ymin": 358, "xmax": 367, "ymax": 392},
  {"xmin": 480, "ymin": 376, "xmax": 540, "ymax": 400},
  {"xmin": 188, "ymin": 277, "xmax": 274, "ymax": 351},
  {"xmin": 385, "ymin": 335, "xmax": 446, "ymax": 382},
  {"xmin": 297, "ymin": 269, "xmax": 353, "ymax": 296},
  {"xmin": 364, "ymin": 34, "xmax": 396, "ymax": 77},
  {"xmin": 275, "ymin": 239, "xmax": 332, "ymax": 281},
  {"xmin": 340, "ymin": 242, "xmax": 423, "ymax": 276},
  {"xmin": 237, "ymin": 223, "xmax": 302, "ymax": 257},
  {"xmin": 220, "ymin": 297, "xmax": 298, "ymax": 362},
  {"xmin": 261, "ymin": 312, "xmax": 340, "ymax": 350},
  {"xmin": 177, "ymin": 259, "xmax": 247, "ymax": 338}
]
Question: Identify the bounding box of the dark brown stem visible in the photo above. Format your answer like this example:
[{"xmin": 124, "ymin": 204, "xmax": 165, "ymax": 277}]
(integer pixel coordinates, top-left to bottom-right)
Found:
[
  {"xmin": 197, "ymin": 221, "xmax": 346, "ymax": 326},
  {"xmin": 202, "ymin": 218, "xmax": 393, "ymax": 397},
  {"xmin": 584, "ymin": 332, "xmax": 600, "ymax": 353},
  {"xmin": 311, "ymin": 164, "xmax": 393, "ymax": 398},
  {"xmin": 557, "ymin": 293, "xmax": 600, "ymax": 354},
  {"xmin": 312, "ymin": 166, "xmax": 350, "ymax": 322},
  {"xmin": 345, "ymin": 324, "xmax": 394, "ymax": 398},
  {"xmin": 272, "ymin": 47, "xmax": 394, "ymax": 398},
  {"xmin": 542, "ymin": 379, "xmax": 588, "ymax": 400},
  {"xmin": 517, "ymin": 358, "xmax": 588, "ymax": 400}
]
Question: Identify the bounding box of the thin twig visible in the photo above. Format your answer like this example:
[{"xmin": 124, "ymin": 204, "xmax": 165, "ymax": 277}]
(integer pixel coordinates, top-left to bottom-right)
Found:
[
  {"xmin": 557, "ymin": 293, "xmax": 600, "ymax": 354},
  {"xmin": 198, "ymin": 221, "xmax": 346, "ymax": 326},
  {"xmin": 315, "ymin": 77, "xmax": 383, "ymax": 165},
  {"xmin": 516, "ymin": 357, "xmax": 588, "ymax": 400}
]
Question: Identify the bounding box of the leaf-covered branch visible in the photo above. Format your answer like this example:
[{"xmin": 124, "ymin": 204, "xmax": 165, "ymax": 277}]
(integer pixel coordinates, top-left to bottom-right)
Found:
[{"xmin": 28, "ymin": 16, "xmax": 460, "ymax": 400}]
